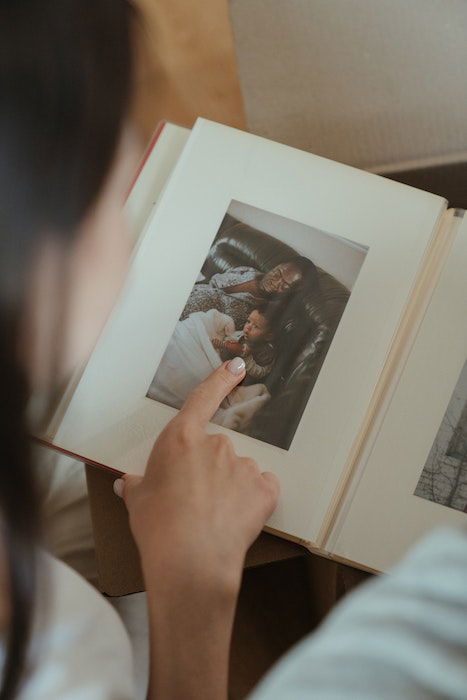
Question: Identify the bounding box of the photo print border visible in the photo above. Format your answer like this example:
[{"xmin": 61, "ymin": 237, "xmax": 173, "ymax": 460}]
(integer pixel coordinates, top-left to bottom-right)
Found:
[{"xmin": 147, "ymin": 201, "xmax": 368, "ymax": 450}]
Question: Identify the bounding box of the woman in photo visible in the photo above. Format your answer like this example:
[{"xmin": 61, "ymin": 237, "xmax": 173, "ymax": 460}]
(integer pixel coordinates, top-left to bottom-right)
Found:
[{"xmin": 181, "ymin": 256, "xmax": 318, "ymax": 327}]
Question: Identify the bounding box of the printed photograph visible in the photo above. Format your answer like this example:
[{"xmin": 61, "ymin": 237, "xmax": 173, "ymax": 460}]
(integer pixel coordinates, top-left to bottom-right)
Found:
[
  {"xmin": 147, "ymin": 201, "xmax": 368, "ymax": 449},
  {"xmin": 415, "ymin": 358, "xmax": 467, "ymax": 513}
]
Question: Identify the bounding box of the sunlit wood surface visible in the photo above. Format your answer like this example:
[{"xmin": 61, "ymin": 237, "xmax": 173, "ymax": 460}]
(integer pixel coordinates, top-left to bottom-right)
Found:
[{"xmin": 132, "ymin": 0, "xmax": 246, "ymax": 139}]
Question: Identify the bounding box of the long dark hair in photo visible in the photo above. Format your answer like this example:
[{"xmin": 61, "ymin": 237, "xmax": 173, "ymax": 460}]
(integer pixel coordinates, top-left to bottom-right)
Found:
[{"xmin": 0, "ymin": 1, "xmax": 135, "ymax": 696}]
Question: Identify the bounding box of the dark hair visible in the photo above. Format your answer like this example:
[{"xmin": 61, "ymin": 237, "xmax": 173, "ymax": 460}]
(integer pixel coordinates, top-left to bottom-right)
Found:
[
  {"xmin": 250, "ymin": 301, "xmax": 283, "ymax": 340},
  {"xmin": 0, "ymin": 2, "xmax": 135, "ymax": 696},
  {"xmin": 283, "ymin": 256, "xmax": 319, "ymax": 289}
]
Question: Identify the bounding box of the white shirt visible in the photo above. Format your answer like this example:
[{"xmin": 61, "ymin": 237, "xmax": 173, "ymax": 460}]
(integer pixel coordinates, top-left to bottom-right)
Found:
[
  {"xmin": 9, "ymin": 552, "xmax": 135, "ymax": 699},
  {"xmin": 251, "ymin": 527, "xmax": 467, "ymax": 699},
  {"xmin": 7, "ymin": 526, "xmax": 467, "ymax": 698}
]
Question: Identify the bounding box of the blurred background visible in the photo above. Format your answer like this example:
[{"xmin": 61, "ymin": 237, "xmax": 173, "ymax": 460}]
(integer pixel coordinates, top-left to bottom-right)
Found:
[
  {"xmin": 133, "ymin": 0, "xmax": 467, "ymax": 204},
  {"xmin": 132, "ymin": 0, "xmax": 246, "ymax": 136}
]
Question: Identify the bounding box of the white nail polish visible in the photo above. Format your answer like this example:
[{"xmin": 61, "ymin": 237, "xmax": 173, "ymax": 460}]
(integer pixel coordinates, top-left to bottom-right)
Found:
[
  {"xmin": 227, "ymin": 357, "xmax": 246, "ymax": 375},
  {"xmin": 113, "ymin": 478, "xmax": 124, "ymax": 498}
]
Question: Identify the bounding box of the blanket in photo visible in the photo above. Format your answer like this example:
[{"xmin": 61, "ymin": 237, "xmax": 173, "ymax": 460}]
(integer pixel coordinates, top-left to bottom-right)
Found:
[{"xmin": 147, "ymin": 309, "xmax": 270, "ymax": 431}]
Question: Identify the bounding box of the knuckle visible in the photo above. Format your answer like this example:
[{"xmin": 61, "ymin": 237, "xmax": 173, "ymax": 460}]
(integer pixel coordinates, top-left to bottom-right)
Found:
[
  {"xmin": 262, "ymin": 475, "xmax": 280, "ymax": 510},
  {"xmin": 211, "ymin": 433, "xmax": 233, "ymax": 453},
  {"xmin": 264, "ymin": 481, "xmax": 277, "ymax": 505},
  {"xmin": 169, "ymin": 416, "xmax": 196, "ymax": 447},
  {"xmin": 159, "ymin": 421, "xmax": 177, "ymax": 445},
  {"xmin": 177, "ymin": 423, "xmax": 196, "ymax": 447},
  {"xmin": 217, "ymin": 369, "xmax": 233, "ymax": 387},
  {"xmin": 240, "ymin": 456, "xmax": 260, "ymax": 475}
]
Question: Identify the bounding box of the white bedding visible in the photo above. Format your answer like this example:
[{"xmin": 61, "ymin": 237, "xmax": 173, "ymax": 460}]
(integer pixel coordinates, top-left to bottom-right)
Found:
[{"xmin": 147, "ymin": 309, "xmax": 270, "ymax": 431}]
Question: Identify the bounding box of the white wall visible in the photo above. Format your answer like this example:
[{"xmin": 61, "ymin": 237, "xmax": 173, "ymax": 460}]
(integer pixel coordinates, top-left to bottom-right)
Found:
[
  {"xmin": 228, "ymin": 200, "xmax": 367, "ymax": 290},
  {"xmin": 230, "ymin": 0, "xmax": 467, "ymax": 170}
]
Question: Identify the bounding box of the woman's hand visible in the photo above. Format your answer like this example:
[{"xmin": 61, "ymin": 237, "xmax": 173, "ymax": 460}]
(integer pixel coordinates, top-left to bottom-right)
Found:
[
  {"xmin": 117, "ymin": 358, "xmax": 279, "ymax": 593},
  {"xmin": 114, "ymin": 359, "xmax": 280, "ymax": 699}
]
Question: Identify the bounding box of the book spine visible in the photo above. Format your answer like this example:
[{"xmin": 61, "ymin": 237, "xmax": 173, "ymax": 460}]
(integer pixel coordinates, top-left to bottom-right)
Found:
[{"xmin": 126, "ymin": 120, "xmax": 167, "ymax": 197}]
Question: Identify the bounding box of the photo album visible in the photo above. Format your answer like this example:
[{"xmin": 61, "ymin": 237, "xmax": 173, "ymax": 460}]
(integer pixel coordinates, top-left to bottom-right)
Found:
[{"xmin": 39, "ymin": 119, "xmax": 467, "ymax": 574}]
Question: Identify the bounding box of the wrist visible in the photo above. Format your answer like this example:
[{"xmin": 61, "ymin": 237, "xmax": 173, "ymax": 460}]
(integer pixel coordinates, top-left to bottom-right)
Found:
[
  {"xmin": 143, "ymin": 553, "xmax": 238, "ymax": 700},
  {"xmin": 139, "ymin": 539, "xmax": 243, "ymax": 604}
]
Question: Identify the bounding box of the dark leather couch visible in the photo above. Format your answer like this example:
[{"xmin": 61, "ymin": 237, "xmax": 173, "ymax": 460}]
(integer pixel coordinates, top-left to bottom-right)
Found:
[{"xmin": 202, "ymin": 214, "xmax": 350, "ymax": 449}]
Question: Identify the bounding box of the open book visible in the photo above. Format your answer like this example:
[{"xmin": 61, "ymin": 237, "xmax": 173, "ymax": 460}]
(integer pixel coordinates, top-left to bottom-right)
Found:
[{"xmin": 39, "ymin": 119, "xmax": 467, "ymax": 574}]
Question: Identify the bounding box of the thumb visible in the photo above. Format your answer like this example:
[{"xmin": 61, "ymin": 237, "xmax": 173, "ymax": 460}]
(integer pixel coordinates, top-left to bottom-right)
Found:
[
  {"xmin": 113, "ymin": 473, "xmax": 143, "ymax": 506},
  {"xmin": 178, "ymin": 358, "xmax": 246, "ymax": 429}
]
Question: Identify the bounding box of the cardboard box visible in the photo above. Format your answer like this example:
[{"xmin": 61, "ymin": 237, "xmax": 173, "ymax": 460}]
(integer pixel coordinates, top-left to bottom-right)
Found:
[{"xmin": 86, "ymin": 465, "xmax": 307, "ymax": 596}]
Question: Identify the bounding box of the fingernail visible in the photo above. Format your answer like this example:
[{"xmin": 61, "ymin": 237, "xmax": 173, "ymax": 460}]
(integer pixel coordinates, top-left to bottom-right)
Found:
[
  {"xmin": 227, "ymin": 357, "xmax": 246, "ymax": 375},
  {"xmin": 113, "ymin": 478, "xmax": 124, "ymax": 498}
]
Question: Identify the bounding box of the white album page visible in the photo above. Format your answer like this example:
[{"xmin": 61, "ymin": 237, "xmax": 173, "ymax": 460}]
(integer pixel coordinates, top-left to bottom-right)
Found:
[
  {"xmin": 330, "ymin": 214, "xmax": 467, "ymax": 571},
  {"xmin": 54, "ymin": 118, "xmax": 446, "ymax": 544}
]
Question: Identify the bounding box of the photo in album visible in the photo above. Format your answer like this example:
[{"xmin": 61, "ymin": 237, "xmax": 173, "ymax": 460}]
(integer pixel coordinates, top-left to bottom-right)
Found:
[
  {"xmin": 415, "ymin": 358, "xmax": 467, "ymax": 513},
  {"xmin": 147, "ymin": 201, "xmax": 367, "ymax": 449}
]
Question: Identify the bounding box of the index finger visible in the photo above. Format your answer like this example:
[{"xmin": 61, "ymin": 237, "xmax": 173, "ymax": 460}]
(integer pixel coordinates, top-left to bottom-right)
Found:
[{"xmin": 178, "ymin": 358, "xmax": 246, "ymax": 429}]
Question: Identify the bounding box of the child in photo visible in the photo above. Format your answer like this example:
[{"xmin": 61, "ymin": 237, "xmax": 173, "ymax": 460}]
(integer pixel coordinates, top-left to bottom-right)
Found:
[
  {"xmin": 147, "ymin": 307, "xmax": 272, "ymax": 432},
  {"xmin": 212, "ymin": 302, "xmax": 277, "ymax": 383}
]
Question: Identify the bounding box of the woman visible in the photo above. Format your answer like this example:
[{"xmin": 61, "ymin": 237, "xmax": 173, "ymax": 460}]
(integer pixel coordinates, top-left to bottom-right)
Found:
[
  {"xmin": 181, "ymin": 257, "xmax": 318, "ymax": 328},
  {"xmin": 5, "ymin": 3, "xmax": 467, "ymax": 700},
  {"xmin": 0, "ymin": 1, "xmax": 278, "ymax": 697}
]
